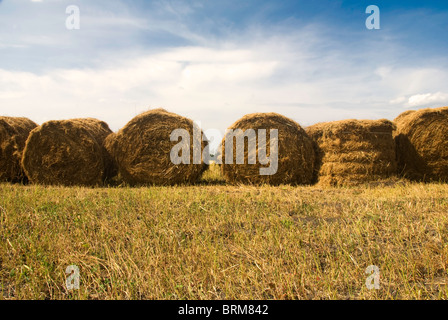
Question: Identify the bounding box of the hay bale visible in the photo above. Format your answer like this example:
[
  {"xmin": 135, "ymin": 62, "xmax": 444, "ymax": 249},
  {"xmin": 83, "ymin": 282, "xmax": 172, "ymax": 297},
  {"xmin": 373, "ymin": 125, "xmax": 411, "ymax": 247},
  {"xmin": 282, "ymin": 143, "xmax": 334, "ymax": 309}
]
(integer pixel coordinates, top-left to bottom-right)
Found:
[
  {"xmin": 220, "ymin": 112, "xmax": 315, "ymax": 185},
  {"xmin": 22, "ymin": 118, "xmax": 116, "ymax": 186},
  {"xmin": 306, "ymin": 119, "xmax": 397, "ymax": 186},
  {"xmin": 0, "ymin": 116, "xmax": 38, "ymax": 182},
  {"xmin": 394, "ymin": 106, "xmax": 448, "ymax": 181},
  {"xmin": 394, "ymin": 110, "xmax": 415, "ymax": 123},
  {"xmin": 106, "ymin": 109, "xmax": 208, "ymax": 185}
]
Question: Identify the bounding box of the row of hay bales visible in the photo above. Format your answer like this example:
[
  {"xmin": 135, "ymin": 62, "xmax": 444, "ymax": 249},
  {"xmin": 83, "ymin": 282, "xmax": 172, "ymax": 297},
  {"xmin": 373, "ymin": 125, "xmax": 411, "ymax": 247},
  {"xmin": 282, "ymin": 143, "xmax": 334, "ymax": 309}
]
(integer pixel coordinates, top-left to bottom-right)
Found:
[
  {"xmin": 208, "ymin": 106, "xmax": 448, "ymax": 186},
  {"xmin": 0, "ymin": 106, "xmax": 447, "ymax": 187},
  {"xmin": 0, "ymin": 109, "xmax": 208, "ymax": 187}
]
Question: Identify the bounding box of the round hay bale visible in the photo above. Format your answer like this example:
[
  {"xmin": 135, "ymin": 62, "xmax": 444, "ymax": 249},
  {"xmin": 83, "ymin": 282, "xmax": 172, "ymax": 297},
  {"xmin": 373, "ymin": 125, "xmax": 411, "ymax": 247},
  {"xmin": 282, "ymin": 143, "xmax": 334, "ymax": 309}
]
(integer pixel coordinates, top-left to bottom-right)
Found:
[
  {"xmin": 306, "ymin": 119, "xmax": 397, "ymax": 186},
  {"xmin": 394, "ymin": 106, "xmax": 448, "ymax": 182},
  {"xmin": 220, "ymin": 112, "xmax": 315, "ymax": 185},
  {"xmin": 394, "ymin": 110, "xmax": 415, "ymax": 123},
  {"xmin": 0, "ymin": 116, "xmax": 38, "ymax": 182},
  {"xmin": 22, "ymin": 118, "xmax": 116, "ymax": 186},
  {"xmin": 107, "ymin": 109, "xmax": 208, "ymax": 185}
]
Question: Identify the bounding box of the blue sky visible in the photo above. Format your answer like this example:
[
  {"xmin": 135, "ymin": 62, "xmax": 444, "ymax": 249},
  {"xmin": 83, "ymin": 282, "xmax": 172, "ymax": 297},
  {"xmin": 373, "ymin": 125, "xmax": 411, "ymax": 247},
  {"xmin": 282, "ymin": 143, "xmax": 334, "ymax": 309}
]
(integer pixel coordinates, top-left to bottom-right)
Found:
[{"xmin": 1, "ymin": 0, "xmax": 448, "ymax": 150}]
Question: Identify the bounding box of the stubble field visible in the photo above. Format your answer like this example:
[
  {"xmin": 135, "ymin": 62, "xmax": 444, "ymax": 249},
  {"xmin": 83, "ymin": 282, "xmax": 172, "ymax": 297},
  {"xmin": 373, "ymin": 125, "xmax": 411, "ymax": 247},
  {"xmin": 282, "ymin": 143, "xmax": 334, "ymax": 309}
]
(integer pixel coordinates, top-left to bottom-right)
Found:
[{"xmin": 1, "ymin": 164, "xmax": 448, "ymax": 300}]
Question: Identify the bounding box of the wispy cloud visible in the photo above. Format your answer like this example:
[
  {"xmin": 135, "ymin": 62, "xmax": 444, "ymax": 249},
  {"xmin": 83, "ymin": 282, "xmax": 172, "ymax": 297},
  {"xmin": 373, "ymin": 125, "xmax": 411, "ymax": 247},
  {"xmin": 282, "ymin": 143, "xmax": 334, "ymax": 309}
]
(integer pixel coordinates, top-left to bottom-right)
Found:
[{"xmin": 2, "ymin": 32, "xmax": 448, "ymax": 132}]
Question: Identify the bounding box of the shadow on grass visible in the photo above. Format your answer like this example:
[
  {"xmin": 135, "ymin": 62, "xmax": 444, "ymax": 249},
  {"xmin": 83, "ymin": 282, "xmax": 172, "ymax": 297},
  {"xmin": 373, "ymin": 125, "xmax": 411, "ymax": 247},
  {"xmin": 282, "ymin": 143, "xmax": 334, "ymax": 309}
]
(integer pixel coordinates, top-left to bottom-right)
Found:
[{"xmin": 195, "ymin": 179, "xmax": 227, "ymax": 186}]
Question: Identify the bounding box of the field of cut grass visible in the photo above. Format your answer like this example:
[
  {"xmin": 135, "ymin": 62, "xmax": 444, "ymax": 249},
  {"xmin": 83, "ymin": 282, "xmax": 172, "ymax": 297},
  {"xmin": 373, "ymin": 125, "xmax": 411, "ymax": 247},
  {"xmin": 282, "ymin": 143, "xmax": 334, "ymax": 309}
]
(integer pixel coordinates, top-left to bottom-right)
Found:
[{"xmin": 1, "ymin": 163, "xmax": 448, "ymax": 300}]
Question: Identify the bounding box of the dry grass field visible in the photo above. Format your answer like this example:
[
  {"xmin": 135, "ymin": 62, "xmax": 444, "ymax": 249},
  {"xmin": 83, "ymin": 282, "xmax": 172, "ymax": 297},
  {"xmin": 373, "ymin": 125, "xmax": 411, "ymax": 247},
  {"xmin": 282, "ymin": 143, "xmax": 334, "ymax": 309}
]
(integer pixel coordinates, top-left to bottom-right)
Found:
[{"xmin": 1, "ymin": 163, "xmax": 448, "ymax": 300}]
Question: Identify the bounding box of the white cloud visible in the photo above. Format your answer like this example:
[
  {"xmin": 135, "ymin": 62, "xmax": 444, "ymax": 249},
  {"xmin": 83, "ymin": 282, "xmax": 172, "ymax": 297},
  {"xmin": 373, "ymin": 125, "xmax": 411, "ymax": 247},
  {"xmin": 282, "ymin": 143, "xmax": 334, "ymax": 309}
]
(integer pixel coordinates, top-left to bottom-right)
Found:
[
  {"xmin": 0, "ymin": 43, "xmax": 28, "ymax": 49},
  {"xmin": 3, "ymin": 41, "xmax": 448, "ymax": 138},
  {"xmin": 0, "ymin": 47, "xmax": 280, "ymax": 130},
  {"xmin": 389, "ymin": 96, "xmax": 407, "ymax": 105},
  {"xmin": 1, "ymin": 0, "xmax": 448, "ymax": 144},
  {"xmin": 408, "ymin": 92, "xmax": 448, "ymax": 108}
]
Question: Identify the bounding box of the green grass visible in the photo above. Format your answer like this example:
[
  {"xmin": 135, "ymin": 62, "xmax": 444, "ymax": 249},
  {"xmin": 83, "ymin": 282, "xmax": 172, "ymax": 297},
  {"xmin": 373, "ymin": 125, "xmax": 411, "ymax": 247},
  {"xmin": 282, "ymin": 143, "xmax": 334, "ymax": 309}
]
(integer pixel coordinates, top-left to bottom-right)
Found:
[{"xmin": 1, "ymin": 164, "xmax": 448, "ymax": 299}]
